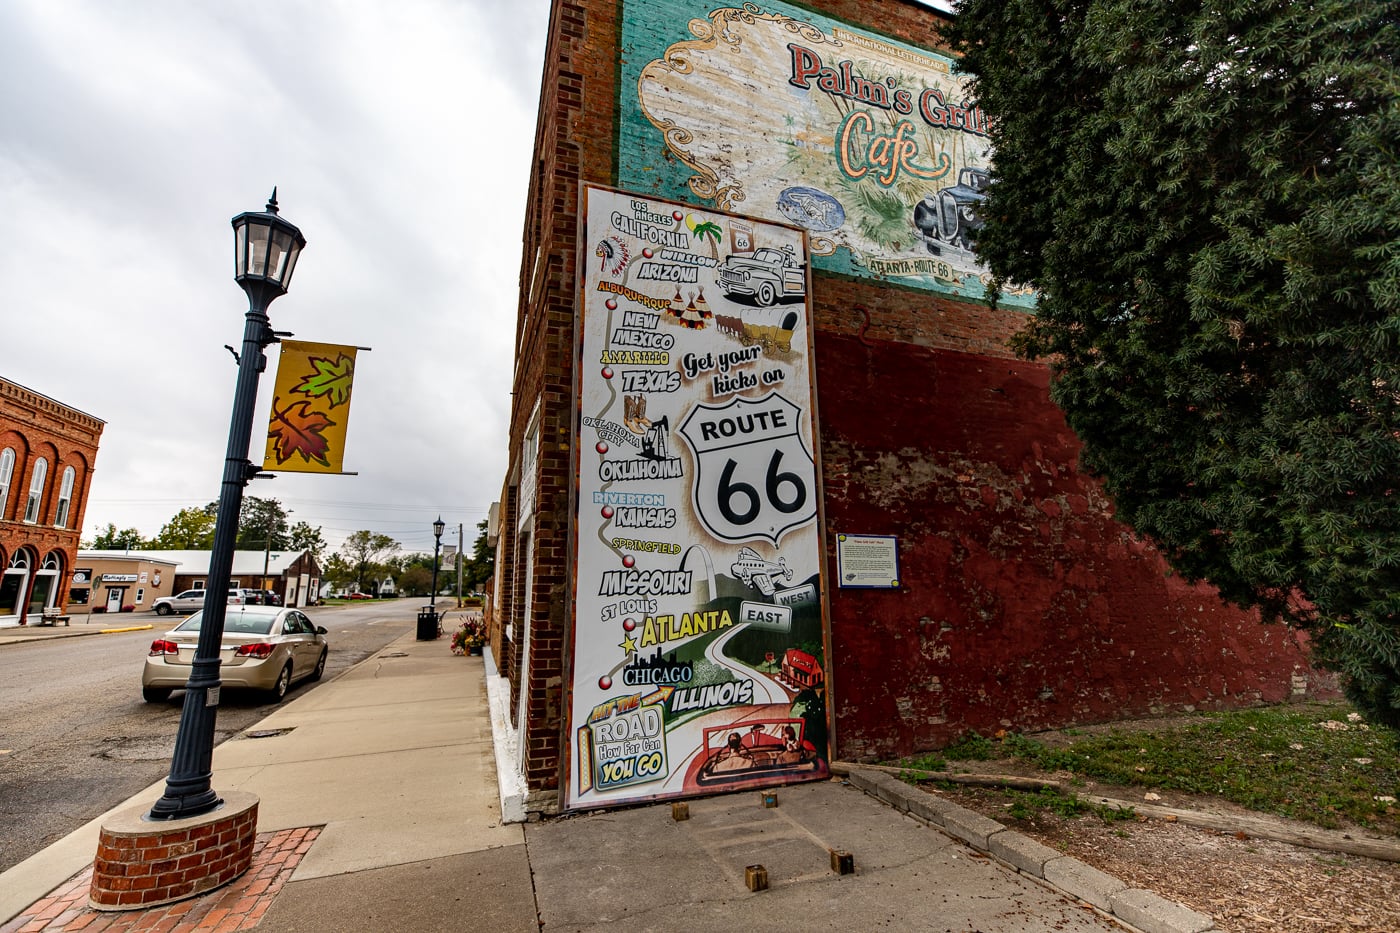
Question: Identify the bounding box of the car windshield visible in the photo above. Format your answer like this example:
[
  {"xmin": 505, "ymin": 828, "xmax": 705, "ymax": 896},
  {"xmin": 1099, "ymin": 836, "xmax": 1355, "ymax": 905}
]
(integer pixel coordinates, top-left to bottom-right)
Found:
[{"xmin": 174, "ymin": 608, "xmax": 280, "ymax": 636}]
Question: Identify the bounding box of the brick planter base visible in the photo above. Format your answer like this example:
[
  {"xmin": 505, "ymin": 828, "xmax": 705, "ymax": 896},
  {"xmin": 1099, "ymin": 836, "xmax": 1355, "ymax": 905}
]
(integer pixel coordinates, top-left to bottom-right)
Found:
[{"xmin": 90, "ymin": 790, "xmax": 259, "ymax": 911}]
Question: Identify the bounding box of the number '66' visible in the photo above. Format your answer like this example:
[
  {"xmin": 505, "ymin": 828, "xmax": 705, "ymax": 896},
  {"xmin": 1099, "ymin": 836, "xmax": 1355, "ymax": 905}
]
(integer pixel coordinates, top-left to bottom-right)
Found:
[{"xmin": 717, "ymin": 449, "xmax": 807, "ymax": 525}]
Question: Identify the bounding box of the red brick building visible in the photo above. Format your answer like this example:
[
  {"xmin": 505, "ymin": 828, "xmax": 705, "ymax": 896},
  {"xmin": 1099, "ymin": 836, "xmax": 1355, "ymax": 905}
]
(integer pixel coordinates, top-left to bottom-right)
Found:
[
  {"xmin": 0, "ymin": 377, "xmax": 103, "ymax": 625},
  {"xmin": 489, "ymin": 0, "xmax": 1328, "ymax": 817}
]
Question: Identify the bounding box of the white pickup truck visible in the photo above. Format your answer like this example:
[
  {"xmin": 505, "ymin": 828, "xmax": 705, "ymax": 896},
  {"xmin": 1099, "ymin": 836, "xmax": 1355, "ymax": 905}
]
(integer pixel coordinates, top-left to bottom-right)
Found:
[{"xmin": 151, "ymin": 589, "xmax": 245, "ymax": 616}]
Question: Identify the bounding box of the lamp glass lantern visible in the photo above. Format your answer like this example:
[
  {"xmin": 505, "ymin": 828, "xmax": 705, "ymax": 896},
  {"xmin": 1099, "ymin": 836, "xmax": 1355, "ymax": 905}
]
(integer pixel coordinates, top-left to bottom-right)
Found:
[
  {"xmin": 232, "ymin": 188, "xmax": 306, "ymax": 302},
  {"xmin": 433, "ymin": 517, "xmax": 446, "ymax": 540}
]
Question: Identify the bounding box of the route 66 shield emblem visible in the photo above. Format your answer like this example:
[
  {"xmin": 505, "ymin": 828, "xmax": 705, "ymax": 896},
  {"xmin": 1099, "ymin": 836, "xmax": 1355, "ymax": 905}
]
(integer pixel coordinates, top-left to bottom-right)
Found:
[{"xmin": 678, "ymin": 391, "xmax": 818, "ymax": 545}]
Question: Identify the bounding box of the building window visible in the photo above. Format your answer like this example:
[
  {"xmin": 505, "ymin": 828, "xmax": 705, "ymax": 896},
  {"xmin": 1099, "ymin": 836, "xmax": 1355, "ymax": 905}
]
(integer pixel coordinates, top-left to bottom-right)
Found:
[
  {"xmin": 28, "ymin": 553, "xmax": 60, "ymax": 614},
  {"xmin": 55, "ymin": 466, "xmax": 76, "ymax": 529},
  {"xmin": 0, "ymin": 448, "xmax": 14, "ymax": 519},
  {"xmin": 1, "ymin": 551, "xmax": 31, "ymax": 620},
  {"xmin": 136, "ymin": 587, "xmax": 145, "ymax": 604},
  {"xmin": 23, "ymin": 457, "xmax": 48, "ymax": 524}
]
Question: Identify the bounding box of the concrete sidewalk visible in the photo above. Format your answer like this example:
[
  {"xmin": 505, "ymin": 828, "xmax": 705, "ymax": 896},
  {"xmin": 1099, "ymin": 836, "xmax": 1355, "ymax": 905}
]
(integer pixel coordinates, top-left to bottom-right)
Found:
[
  {"xmin": 0, "ymin": 628, "xmax": 1216, "ymax": 933},
  {"xmin": 0, "ymin": 613, "xmax": 156, "ymax": 646}
]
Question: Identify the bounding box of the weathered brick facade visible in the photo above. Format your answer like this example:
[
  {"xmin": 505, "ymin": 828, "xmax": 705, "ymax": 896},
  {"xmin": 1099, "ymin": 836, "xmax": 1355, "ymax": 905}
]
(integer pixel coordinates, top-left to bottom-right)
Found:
[
  {"xmin": 493, "ymin": 0, "xmax": 1327, "ymax": 811},
  {"xmin": 0, "ymin": 377, "xmax": 103, "ymax": 625}
]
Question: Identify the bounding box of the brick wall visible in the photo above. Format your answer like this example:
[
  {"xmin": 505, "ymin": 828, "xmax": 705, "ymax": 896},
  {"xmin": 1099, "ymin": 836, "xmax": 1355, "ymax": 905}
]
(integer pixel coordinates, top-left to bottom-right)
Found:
[
  {"xmin": 0, "ymin": 378, "xmax": 103, "ymax": 621},
  {"xmin": 499, "ymin": 0, "xmax": 1325, "ymax": 799}
]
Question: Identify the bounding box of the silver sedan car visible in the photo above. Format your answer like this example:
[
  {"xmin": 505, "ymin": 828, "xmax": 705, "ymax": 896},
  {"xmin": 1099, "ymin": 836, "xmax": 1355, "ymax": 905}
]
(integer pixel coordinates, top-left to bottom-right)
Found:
[{"xmin": 142, "ymin": 606, "xmax": 328, "ymax": 703}]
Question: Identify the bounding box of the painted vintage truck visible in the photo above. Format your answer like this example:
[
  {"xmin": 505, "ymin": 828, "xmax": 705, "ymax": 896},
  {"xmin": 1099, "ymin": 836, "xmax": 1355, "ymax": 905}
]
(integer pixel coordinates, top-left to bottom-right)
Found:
[{"xmin": 717, "ymin": 246, "xmax": 806, "ymax": 307}]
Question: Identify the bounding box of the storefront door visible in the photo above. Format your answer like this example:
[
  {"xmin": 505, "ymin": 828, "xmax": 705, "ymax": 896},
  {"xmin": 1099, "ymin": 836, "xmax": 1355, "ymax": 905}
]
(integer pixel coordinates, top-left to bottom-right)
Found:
[{"xmin": 106, "ymin": 587, "xmax": 125, "ymax": 613}]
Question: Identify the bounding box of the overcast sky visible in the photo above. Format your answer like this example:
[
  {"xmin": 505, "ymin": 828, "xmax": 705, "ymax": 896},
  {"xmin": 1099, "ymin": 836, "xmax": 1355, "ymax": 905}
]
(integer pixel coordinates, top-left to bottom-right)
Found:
[{"xmin": 1, "ymin": 0, "xmax": 551, "ymax": 555}]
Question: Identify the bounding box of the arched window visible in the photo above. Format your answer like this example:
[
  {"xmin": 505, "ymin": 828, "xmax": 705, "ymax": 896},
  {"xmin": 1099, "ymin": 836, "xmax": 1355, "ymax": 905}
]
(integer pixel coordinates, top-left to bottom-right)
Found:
[
  {"xmin": 0, "ymin": 448, "xmax": 14, "ymax": 519},
  {"xmin": 1, "ymin": 551, "xmax": 30, "ymax": 621},
  {"xmin": 28, "ymin": 552, "xmax": 61, "ymax": 614},
  {"xmin": 55, "ymin": 466, "xmax": 76, "ymax": 528},
  {"xmin": 23, "ymin": 457, "xmax": 48, "ymax": 524}
]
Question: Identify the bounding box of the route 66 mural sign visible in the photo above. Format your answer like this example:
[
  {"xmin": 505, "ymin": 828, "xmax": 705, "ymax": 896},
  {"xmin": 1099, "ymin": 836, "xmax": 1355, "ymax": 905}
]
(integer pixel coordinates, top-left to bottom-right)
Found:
[
  {"xmin": 678, "ymin": 392, "xmax": 816, "ymax": 545},
  {"xmin": 566, "ymin": 184, "xmax": 831, "ymax": 811}
]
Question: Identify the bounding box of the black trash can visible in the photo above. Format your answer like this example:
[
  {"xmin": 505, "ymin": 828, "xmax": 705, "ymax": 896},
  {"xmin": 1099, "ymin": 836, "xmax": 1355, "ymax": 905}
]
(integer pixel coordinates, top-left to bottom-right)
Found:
[{"xmin": 416, "ymin": 607, "xmax": 439, "ymax": 640}]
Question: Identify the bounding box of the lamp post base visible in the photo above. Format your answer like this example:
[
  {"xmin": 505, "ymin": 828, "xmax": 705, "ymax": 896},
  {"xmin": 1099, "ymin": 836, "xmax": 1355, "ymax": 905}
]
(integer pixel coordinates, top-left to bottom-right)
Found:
[{"xmin": 90, "ymin": 791, "xmax": 259, "ymax": 911}]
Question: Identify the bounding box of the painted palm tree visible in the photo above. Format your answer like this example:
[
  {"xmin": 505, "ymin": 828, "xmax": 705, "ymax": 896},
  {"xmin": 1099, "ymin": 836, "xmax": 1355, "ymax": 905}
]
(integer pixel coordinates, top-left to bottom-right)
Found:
[{"xmin": 688, "ymin": 216, "xmax": 724, "ymax": 259}]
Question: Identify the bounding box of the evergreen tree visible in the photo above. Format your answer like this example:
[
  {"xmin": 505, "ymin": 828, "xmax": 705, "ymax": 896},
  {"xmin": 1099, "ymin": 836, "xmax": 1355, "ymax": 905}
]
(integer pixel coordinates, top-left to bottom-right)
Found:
[
  {"xmin": 464, "ymin": 519, "xmax": 495, "ymax": 593},
  {"xmin": 948, "ymin": 0, "xmax": 1400, "ymax": 725}
]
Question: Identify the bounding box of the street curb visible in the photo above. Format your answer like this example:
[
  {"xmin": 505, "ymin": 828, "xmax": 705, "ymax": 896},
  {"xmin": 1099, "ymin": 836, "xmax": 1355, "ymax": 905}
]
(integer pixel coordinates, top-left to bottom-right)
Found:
[
  {"xmin": 99, "ymin": 625, "xmax": 154, "ymax": 634},
  {"xmin": 840, "ymin": 765, "xmax": 1218, "ymax": 933}
]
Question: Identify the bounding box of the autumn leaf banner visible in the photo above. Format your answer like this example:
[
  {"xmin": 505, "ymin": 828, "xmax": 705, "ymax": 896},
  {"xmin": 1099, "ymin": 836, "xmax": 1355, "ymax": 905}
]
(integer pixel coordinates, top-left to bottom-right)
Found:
[{"xmin": 263, "ymin": 340, "xmax": 359, "ymax": 474}]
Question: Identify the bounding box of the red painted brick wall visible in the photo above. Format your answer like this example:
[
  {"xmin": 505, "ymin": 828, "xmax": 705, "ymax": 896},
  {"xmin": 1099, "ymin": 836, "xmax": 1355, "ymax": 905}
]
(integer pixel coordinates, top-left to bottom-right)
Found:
[{"xmin": 816, "ymin": 332, "xmax": 1324, "ymax": 759}]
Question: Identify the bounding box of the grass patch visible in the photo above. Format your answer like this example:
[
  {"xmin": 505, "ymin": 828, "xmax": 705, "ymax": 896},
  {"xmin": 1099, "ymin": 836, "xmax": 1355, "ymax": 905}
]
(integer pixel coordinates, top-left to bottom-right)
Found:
[
  {"xmin": 932, "ymin": 703, "xmax": 1400, "ymax": 832},
  {"xmin": 1003, "ymin": 786, "xmax": 1136, "ymax": 824}
]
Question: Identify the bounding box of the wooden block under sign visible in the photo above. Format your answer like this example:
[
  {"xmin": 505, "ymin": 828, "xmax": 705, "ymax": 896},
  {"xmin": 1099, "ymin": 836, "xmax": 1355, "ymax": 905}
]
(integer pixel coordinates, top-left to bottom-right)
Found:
[
  {"xmin": 745, "ymin": 864, "xmax": 769, "ymax": 892},
  {"xmin": 761, "ymin": 792, "xmax": 778, "ymax": 808},
  {"xmin": 671, "ymin": 802, "xmax": 690, "ymax": 821},
  {"xmin": 829, "ymin": 849, "xmax": 854, "ymax": 875}
]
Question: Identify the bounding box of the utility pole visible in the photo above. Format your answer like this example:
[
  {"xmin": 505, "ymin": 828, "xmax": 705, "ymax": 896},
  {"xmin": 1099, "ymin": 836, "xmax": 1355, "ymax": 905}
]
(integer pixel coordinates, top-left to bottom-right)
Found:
[{"xmin": 457, "ymin": 522, "xmax": 464, "ymax": 607}]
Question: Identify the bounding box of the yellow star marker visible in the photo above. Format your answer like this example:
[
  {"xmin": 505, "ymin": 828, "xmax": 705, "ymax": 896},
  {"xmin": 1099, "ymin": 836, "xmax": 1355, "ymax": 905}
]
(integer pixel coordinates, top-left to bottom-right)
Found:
[{"xmin": 619, "ymin": 633, "xmax": 638, "ymax": 654}]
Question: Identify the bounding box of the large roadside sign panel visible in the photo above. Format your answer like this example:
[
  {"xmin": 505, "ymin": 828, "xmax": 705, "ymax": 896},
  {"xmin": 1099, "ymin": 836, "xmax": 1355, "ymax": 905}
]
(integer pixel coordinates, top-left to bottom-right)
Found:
[{"xmin": 565, "ymin": 184, "xmax": 830, "ymax": 811}]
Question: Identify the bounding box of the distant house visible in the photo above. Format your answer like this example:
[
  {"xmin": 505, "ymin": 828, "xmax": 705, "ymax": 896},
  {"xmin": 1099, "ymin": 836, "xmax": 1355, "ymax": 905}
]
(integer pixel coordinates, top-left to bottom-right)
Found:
[
  {"xmin": 70, "ymin": 554, "xmax": 179, "ymax": 615},
  {"xmin": 377, "ymin": 576, "xmax": 396, "ymax": 597},
  {"xmin": 80, "ymin": 549, "xmax": 322, "ymax": 608}
]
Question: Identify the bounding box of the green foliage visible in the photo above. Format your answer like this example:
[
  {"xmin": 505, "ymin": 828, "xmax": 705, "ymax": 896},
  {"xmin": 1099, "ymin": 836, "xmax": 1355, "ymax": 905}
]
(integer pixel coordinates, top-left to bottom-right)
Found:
[
  {"xmin": 463, "ymin": 519, "xmax": 495, "ymax": 593},
  {"xmin": 338, "ymin": 530, "xmax": 401, "ymax": 593},
  {"xmin": 938, "ymin": 704, "xmax": 1399, "ymax": 832},
  {"xmin": 86, "ymin": 522, "xmax": 146, "ymax": 549},
  {"xmin": 942, "ymin": 731, "xmax": 997, "ymax": 761},
  {"xmin": 148, "ymin": 506, "xmax": 216, "ymax": 549},
  {"xmin": 948, "ymin": 0, "xmax": 1400, "ymax": 727},
  {"xmin": 231, "ymin": 496, "xmax": 292, "ymax": 551},
  {"xmin": 289, "ymin": 521, "xmax": 327, "ymax": 562}
]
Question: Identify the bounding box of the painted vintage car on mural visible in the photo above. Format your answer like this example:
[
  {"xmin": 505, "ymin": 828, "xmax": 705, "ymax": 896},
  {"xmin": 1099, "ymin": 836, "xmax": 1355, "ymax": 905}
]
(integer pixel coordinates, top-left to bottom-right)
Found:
[
  {"xmin": 716, "ymin": 246, "xmax": 806, "ymax": 307},
  {"xmin": 687, "ymin": 718, "xmax": 822, "ymax": 788},
  {"xmin": 913, "ymin": 166, "xmax": 990, "ymax": 255}
]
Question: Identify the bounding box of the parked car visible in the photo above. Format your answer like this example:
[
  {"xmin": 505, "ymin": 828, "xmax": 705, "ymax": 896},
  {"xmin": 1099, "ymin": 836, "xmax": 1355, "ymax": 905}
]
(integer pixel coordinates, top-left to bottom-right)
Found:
[
  {"xmin": 349, "ymin": 592, "xmax": 373, "ymax": 600},
  {"xmin": 913, "ymin": 166, "xmax": 990, "ymax": 254},
  {"xmin": 151, "ymin": 589, "xmax": 245, "ymax": 616},
  {"xmin": 716, "ymin": 246, "xmax": 806, "ymax": 307},
  {"xmin": 241, "ymin": 589, "xmax": 283, "ymax": 607},
  {"xmin": 142, "ymin": 605, "xmax": 328, "ymax": 703}
]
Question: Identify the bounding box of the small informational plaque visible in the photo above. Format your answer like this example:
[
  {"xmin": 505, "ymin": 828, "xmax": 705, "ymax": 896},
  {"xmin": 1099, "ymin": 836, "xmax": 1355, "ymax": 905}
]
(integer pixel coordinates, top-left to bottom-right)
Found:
[{"xmin": 835, "ymin": 534, "xmax": 900, "ymax": 589}]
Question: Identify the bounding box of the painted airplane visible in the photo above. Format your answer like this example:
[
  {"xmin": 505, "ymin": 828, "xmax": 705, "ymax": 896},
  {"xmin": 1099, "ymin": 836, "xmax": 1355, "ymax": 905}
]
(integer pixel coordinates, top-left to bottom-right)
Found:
[{"xmin": 730, "ymin": 547, "xmax": 793, "ymax": 597}]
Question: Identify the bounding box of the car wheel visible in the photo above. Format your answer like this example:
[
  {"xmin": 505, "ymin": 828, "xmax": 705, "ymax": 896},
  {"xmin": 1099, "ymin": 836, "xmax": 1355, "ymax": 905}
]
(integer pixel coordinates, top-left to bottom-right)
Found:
[
  {"xmin": 310, "ymin": 649, "xmax": 327, "ymax": 682},
  {"xmin": 155, "ymin": 604, "xmax": 172, "ymax": 616},
  {"xmin": 269, "ymin": 663, "xmax": 293, "ymax": 702},
  {"xmin": 757, "ymin": 282, "xmax": 776, "ymax": 306},
  {"xmin": 143, "ymin": 686, "xmax": 172, "ymax": 703}
]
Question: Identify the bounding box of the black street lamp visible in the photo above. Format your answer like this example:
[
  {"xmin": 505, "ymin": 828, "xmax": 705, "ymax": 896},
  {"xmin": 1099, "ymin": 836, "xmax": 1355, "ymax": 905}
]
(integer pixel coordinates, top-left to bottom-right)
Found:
[
  {"xmin": 149, "ymin": 191, "xmax": 305, "ymax": 821},
  {"xmin": 430, "ymin": 516, "xmax": 446, "ymax": 616}
]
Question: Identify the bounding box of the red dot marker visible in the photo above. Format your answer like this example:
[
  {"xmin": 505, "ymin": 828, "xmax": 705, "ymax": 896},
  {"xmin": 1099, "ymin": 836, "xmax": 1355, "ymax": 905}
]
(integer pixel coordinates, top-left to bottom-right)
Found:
[
  {"xmin": 601, "ymin": 367, "xmax": 613, "ymax": 379},
  {"xmin": 673, "ymin": 210, "xmax": 684, "ymax": 221},
  {"xmin": 642, "ymin": 248, "xmax": 654, "ymax": 259},
  {"xmin": 599, "ymin": 676, "xmax": 612, "ymax": 690},
  {"xmin": 605, "ymin": 298, "xmax": 618, "ymax": 310},
  {"xmin": 622, "ymin": 555, "xmax": 635, "ymax": 568},
  {"xmin": 601, "ymin": 506, "xmax": 614, "ymax": 519},
  {"xmin": 596, "ymin": 442, "xmax": 609, "ymax": 454},
  {"xmin": 623, "ymin": 618, "xmax": 636, "ymax": 632}
]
